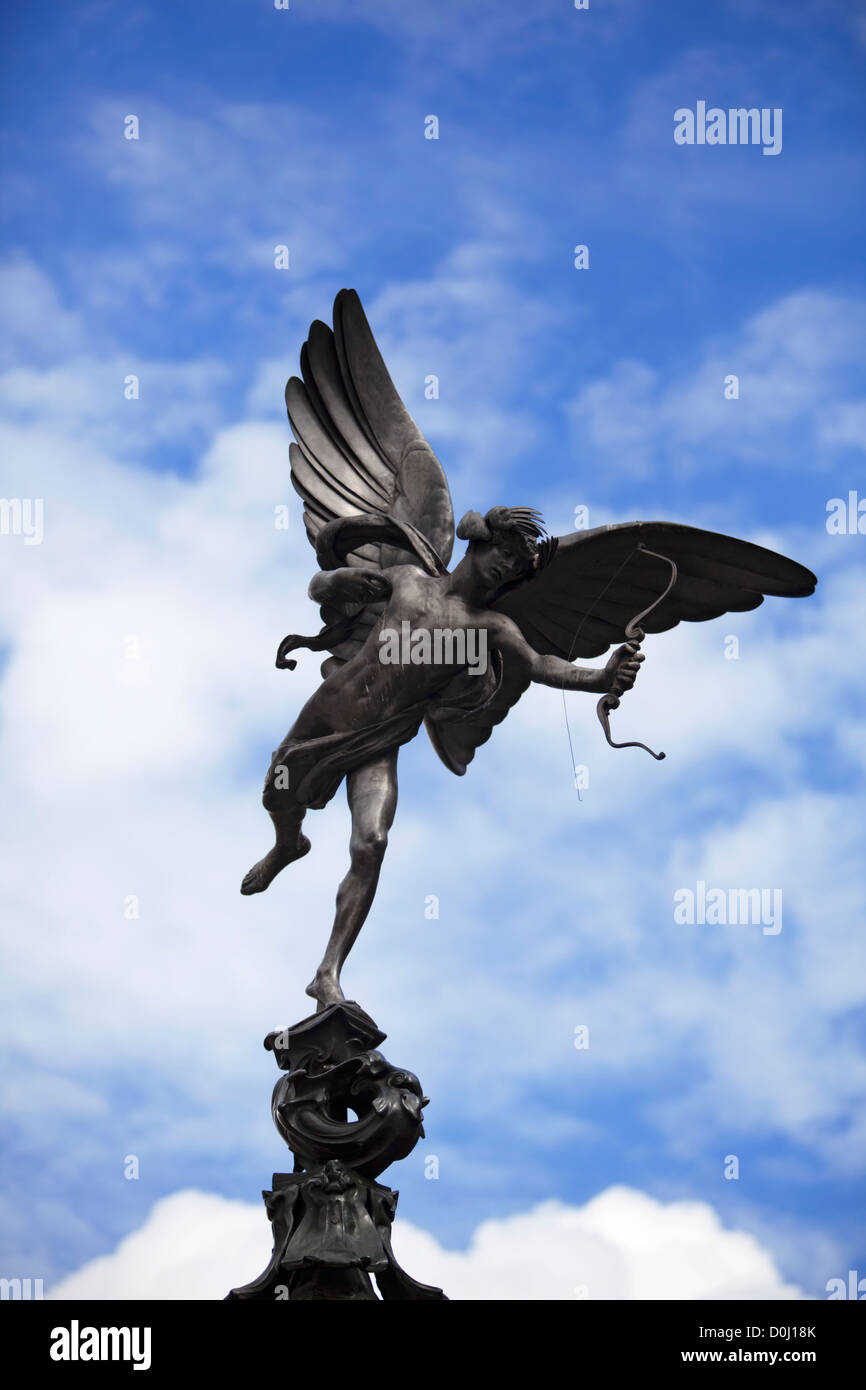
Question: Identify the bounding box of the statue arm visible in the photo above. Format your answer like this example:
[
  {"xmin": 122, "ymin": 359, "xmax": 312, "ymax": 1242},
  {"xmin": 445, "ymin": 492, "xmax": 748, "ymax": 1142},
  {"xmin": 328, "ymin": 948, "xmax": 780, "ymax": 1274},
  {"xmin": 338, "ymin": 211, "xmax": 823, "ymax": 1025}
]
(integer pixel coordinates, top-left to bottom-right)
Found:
[
  {"xmin": 532, "ymin": 652, "xmax": 611, "ymax": 694},
  {"xmin": 491, "ymin": 613, "xmax": 643, "ymax": 696},
  {"xmin": 308, "ymin": 567, "xmax": 393, "ymax": 612}
]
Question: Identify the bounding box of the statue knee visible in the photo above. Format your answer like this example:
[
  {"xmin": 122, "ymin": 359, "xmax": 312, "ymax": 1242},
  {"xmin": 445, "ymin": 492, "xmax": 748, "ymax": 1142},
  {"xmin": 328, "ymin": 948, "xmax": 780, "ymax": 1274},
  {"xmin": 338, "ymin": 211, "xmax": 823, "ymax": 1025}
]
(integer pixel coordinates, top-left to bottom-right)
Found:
[
  {"xmin": 351, "ymin": 826, "xmax": 388, "ymax": 865},
  {"xmin": 262, "ymin": 777, "xmax": 298, "ymax": 817},
  {"xmin": 262, "ymin": 748, "xmax": 293, "ymax": 812}
]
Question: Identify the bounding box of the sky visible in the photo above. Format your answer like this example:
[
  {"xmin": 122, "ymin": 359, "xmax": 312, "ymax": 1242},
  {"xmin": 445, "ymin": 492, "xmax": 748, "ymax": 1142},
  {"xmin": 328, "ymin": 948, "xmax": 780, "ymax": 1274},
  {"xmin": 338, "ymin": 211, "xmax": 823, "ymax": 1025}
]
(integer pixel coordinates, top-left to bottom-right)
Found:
[{"xmin": 1, "ymin": 0, "xmax": 864, "ymax": 1301}]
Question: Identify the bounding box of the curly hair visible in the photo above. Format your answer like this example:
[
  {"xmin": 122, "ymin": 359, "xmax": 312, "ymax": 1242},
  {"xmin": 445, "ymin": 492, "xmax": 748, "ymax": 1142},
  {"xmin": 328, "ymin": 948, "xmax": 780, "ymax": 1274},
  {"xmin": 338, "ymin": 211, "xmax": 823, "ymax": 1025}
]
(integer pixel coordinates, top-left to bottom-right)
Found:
[{"xmin": 456, "ymin": 506, "xmax": 557, "ymax": 572}]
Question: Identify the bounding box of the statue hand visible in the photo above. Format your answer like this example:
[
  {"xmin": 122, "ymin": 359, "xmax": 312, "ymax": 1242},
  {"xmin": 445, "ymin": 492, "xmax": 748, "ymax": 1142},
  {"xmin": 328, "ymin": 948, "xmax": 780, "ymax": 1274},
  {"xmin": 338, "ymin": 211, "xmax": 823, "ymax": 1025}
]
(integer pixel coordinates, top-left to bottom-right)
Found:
[
  {"xmin": 330, "ymin": 570, "xmax": 390, "ymax": 605},
  {"xmin": 603, "ymin": 641, "xmax": 644, "ymax": 697},
  {"xmin": 352, "ymin": 572, "xmax": 391, "ymax": 603},
  {"xmin": 312, "ymin": 568, "xmax": 391, "ymax": 609}
]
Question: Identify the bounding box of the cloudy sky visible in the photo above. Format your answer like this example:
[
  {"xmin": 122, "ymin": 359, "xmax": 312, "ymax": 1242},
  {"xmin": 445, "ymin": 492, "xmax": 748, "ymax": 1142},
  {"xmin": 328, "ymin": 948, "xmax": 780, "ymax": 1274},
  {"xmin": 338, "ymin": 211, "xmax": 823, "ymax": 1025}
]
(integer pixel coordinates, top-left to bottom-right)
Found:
[{"xmin": 1, "ymin": 0, "xmax": 864, "ymax": 1300}]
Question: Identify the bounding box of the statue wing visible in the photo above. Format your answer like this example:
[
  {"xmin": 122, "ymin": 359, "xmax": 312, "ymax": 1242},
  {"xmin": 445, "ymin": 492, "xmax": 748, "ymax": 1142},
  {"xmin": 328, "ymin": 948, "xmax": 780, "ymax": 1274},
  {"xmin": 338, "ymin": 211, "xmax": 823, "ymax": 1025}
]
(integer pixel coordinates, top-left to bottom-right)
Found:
[
  {"xmin": 424, "ymin": 520, "xmax": 816, "ymax": 775},
  {"xmin": 492, "ymin": 520, "xmax": 816, "ymax": 658},
  {"xmin": 283, "ymin": 288, "xmax": 454, "ymax": 672},
  {"xmin": 286, "ymin": 287, "xmax": 454, "ymax": 568},
  {"xmin": 423, "ymin": 651, "xmax": 535, "ymax": 777}
]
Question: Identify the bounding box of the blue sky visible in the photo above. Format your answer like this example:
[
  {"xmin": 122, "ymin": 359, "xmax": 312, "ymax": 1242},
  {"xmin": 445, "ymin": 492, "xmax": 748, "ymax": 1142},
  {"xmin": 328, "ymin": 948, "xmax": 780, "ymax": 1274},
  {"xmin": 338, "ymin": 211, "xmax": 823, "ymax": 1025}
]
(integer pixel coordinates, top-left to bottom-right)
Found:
[{"xmin": 1, "ymin": 0, "xmax": 864, "ymax": 1299}]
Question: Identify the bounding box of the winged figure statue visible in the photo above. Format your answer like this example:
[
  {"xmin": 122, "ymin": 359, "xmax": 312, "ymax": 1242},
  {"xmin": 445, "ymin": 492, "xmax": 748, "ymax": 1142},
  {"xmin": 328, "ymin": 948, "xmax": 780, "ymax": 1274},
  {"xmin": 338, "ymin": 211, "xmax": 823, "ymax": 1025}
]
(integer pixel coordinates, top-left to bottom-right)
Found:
[{"xmin": 241, "ymin": 289, "xmax": 816, "ymax": 1010}]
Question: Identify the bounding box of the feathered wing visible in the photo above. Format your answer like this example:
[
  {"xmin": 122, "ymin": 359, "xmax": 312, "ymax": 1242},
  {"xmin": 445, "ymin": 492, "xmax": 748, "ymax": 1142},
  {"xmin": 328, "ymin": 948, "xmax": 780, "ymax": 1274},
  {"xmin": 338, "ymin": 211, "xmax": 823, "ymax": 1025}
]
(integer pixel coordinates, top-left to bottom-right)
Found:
[
  {"xmin": 494, "ymin": 521, "xmax": 817, "ymax": 657},
  {"xmin": 286, "ymin": 288, "xmax": 454, "ymax": 666},
  {"xmin": 426, "ymin": 520, "xmax": 817, "ymax": 775}
]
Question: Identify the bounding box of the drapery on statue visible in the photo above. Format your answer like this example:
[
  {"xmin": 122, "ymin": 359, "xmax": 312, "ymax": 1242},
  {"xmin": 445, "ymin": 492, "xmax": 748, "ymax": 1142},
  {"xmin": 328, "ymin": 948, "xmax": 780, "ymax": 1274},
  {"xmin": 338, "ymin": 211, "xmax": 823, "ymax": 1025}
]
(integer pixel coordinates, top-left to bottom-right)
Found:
[{"xmin": 241, "ymin": 289, "xmax": 816, "ymax": 1010}]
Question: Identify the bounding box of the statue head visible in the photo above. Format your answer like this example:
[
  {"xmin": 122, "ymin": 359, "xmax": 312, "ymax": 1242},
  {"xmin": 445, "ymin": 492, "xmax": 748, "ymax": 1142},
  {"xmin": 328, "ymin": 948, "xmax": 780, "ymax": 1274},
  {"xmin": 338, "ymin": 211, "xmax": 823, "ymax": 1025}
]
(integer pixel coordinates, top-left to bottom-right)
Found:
[
  {"xmin": 319, "ymin": 1159, "xmax": 353, "ymax": 1193},
  {"xmin": 456, "ymin": 506, "xmax": 556, "ymax": 596}
]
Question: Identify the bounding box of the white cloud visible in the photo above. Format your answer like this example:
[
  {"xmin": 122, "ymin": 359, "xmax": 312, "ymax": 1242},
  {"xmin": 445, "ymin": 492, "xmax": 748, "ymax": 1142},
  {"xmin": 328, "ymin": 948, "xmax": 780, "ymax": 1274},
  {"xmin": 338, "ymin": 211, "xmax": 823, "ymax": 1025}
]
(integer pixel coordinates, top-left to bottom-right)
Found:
[
  {"xmin": 302, "ymin": 0, "xmax": 638, "ymax": 62},
  {"xmin": 568, "ymin": 291, "xmax": 866, "ymax": 475},
  {"xmin": 0, "ymin": 259, "xmax": 87, "ymax": 368},
  {"xmin": 0, "ymin": 353, "xmax": 231, "ymax": 457},
  {"xmin": 49, "ymin": 1185, "xmax": 802, "ymax": 1301}
]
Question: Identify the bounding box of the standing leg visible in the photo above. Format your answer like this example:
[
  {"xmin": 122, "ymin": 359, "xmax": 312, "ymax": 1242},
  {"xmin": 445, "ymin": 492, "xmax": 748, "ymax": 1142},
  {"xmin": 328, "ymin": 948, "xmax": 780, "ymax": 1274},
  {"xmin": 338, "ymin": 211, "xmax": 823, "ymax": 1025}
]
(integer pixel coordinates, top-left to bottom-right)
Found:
[{"xmin": 307, "ymin": 750, "xmax": 398, "ymax": 1009}]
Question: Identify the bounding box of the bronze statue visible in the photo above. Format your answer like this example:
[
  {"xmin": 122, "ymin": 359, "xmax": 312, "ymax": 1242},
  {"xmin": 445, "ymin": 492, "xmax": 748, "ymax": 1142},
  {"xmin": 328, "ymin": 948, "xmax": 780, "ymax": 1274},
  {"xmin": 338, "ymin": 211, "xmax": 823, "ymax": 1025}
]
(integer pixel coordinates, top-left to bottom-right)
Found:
[{"xmin": 241, "ymin": 289, "xmax": 816, "ymax": 1011}]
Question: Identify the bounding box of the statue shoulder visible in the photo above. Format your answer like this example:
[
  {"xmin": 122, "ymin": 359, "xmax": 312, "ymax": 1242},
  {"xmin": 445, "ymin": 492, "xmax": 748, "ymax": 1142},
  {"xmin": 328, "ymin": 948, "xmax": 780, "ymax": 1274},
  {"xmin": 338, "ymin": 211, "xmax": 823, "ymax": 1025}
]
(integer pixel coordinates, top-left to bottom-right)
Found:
[{"xmin": 387, "ymin": 563, "xmax": 444, "ymax": 595}]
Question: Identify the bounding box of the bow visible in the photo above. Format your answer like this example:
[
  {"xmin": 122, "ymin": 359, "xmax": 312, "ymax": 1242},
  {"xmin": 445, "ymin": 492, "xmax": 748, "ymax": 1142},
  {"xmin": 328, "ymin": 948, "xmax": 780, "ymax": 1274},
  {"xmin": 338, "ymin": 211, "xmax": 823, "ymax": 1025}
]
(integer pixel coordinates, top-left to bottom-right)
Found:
[{"xmin": 596, "ymin": 543, "xmax": 678, "ymax": 760}]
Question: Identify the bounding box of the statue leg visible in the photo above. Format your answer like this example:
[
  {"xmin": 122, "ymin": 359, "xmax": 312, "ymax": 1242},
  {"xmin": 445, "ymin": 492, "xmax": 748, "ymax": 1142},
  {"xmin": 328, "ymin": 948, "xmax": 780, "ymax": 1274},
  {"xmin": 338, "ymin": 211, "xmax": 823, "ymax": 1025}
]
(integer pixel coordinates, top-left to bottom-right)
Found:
[
  {"xmin": 306, "ymin": 750, "xmax": 398, "ymax": 1009},
  {"xmin": 240, "ymin": 750, "xmax": 312, "ymax": 896}
]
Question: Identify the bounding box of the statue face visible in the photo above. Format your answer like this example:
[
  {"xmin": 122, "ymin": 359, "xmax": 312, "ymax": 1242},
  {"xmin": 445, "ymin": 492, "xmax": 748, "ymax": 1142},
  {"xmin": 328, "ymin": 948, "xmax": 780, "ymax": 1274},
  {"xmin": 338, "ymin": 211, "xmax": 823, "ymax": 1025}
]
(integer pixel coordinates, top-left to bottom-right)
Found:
[
  {"xmin": 470, "ymin": 535, "xmax": 532, "ymax": 593},
  {"xmin": 321, "ymin": 1160, "xmax": 351, "ymax": 1192}
]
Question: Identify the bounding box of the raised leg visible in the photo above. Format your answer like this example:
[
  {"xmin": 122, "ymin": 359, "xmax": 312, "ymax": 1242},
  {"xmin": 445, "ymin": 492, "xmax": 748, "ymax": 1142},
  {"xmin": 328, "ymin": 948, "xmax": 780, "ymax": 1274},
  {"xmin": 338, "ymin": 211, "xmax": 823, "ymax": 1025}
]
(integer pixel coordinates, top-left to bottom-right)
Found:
[
  {"xmin": 307, "ymin": 750, "xmax": 398, "ymax": 1009},
  {"xmin": 240, "ymin": 749, "xmax": 311, "ymax": 895}
]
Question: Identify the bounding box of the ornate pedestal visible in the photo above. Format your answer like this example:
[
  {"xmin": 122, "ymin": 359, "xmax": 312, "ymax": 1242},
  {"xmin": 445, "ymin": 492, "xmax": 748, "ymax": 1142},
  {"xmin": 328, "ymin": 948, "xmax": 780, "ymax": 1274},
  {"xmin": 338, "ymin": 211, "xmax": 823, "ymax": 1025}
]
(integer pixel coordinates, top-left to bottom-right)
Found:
[{"xmin": 227, "ymin": 1001, "xmax": 447, "ymax": 1301}]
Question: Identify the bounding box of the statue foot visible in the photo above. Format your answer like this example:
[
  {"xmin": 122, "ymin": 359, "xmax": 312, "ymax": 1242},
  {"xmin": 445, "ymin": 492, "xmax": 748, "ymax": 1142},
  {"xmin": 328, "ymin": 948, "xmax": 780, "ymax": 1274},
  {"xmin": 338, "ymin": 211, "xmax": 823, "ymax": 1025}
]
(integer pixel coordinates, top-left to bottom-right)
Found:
[
  {"xmin": 240, "ymin": 835, "xmax": 311, "ymax": 895},
  {"xmin": 305, "ymin": 971, "xmax": 345, "ymax": 1011}
]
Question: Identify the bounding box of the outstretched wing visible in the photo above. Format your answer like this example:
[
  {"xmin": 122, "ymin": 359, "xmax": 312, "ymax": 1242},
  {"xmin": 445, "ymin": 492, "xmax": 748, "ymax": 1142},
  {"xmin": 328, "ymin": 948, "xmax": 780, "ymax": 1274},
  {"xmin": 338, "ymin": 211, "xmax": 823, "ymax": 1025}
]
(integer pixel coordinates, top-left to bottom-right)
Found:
[
  {"xmin": 494, "ymin": 521, "xmax": 816, "ymax": 659},
  {"xmin": 285, "ymin": 288, "xmax": 454, "ymax": 669},
  {"xmin": 287, "ymin": 288, "xmax": 454, "ymax": 568},
  {"xmin": 425, "ymin": 520, "xmax": 816, "ymax": 775}
]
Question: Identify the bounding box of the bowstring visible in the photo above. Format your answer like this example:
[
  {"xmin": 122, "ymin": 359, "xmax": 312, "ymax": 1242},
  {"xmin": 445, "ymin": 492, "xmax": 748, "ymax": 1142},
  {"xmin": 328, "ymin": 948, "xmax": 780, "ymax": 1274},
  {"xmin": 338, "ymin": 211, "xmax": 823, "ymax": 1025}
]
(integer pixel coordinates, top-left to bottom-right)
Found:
[{"xmin": 561, "ymin": 544, "xmax": 642, "ymax": 800}]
